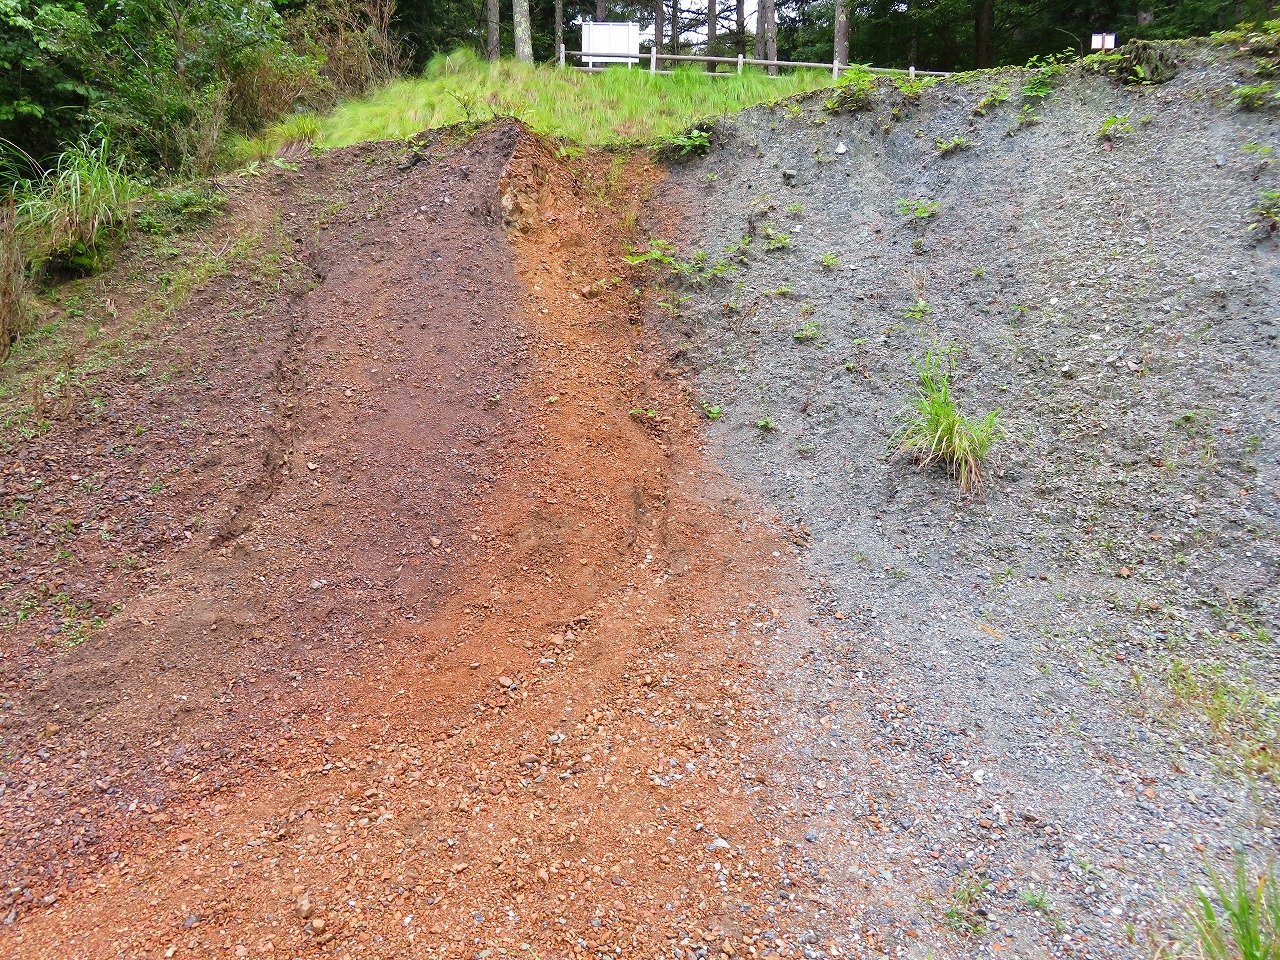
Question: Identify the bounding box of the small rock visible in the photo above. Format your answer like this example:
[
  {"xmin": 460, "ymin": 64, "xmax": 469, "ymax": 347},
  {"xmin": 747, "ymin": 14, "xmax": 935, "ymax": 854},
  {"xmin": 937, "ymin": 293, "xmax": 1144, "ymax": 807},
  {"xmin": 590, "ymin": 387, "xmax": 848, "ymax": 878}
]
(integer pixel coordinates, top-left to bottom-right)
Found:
[
  {"xmin": 429, "ymin": 537, "xmax": 442, "ymax": 549},
  {"xmin": 296, "ymin": 897, "xmax": 313, "ymax": 920},
  {"xmin": 804, "ymin": 829, "xmax": 820, "ymax": 843},
  {"xmin": 835, "ymin": 142, "xmax": 847, "ymax": 155},
  {"xmin": 497, "ymin": 675, "xmax": 515, "ymax": 688},
  {"xmin": 310, "ymin": 917, "xmax": 326, "ymax": 934},
  {"xmin": 707, "ymin": 838, "xmax": 730, "ymax": 852},
  {"xmin": 43, "ymin": 722, "xmax": 60, "ymax": 737},
  {"xmin": 309, "ymin": 579, "xmax": 325, "ymax": 590}
]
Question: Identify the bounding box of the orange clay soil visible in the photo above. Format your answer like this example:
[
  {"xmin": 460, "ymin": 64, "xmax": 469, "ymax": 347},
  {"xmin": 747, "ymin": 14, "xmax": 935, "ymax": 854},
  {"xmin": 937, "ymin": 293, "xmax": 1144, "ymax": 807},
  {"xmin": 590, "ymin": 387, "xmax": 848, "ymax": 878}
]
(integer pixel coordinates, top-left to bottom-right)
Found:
[{"xmin": 1, "ymin": 123, "xmax": 830, "ymax": 958}]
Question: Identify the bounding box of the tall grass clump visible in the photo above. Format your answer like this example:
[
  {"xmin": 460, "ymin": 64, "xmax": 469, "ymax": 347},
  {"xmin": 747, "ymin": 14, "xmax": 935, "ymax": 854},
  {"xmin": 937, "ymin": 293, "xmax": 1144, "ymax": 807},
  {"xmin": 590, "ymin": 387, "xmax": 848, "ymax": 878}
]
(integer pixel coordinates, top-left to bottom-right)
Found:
[
  {"xmin": 1, "ymin": 136, "xmax": 140, "ymax": 359},
  {"xmin": 1181, "ymin": 856, "xmax": 1280, "ymax": 960},
  {"xmin": 893, "ymin": 346, "xmax": 1003, "ymax": 494},
  {"xmin": 13, "ymin": 137, "xmax": 142, "ymax": 273},
  {"xmin": 320, "ymin": 49, "xmax": 836, "ymax": 148}
]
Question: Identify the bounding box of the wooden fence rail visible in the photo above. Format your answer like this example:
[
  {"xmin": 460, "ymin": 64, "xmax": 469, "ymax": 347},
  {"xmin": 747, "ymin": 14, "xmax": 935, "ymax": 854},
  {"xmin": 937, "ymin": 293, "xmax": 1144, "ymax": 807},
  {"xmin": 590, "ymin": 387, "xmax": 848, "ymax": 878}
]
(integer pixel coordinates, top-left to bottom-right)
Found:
[{"xmin": 560, "ymin": 45, "xmax": 951, "ymax": 79}]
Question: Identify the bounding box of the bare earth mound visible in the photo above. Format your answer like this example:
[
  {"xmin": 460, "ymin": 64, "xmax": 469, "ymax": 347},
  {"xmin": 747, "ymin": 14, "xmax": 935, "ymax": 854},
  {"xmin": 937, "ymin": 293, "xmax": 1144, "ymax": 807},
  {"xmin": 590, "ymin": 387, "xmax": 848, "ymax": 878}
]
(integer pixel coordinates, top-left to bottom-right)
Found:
[{"xmin": 2, "ymin": 124, "xmax": 834, "ymax": 959}]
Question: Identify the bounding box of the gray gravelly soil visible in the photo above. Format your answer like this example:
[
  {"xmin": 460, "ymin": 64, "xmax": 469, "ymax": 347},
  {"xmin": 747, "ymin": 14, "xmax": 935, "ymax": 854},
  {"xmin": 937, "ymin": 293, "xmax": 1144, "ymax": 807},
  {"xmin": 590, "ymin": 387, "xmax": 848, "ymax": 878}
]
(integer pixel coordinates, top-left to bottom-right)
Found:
[{"xmin": 662, "ymin": 41, "xmax": 1280, "ymax": 958}]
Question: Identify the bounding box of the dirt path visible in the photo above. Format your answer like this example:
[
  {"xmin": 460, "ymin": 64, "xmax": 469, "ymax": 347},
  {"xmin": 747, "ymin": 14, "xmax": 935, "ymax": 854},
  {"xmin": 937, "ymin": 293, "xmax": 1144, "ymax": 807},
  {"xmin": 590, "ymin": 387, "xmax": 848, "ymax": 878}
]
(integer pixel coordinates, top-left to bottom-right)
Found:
[{"xmin": 1, "ymin": 125, "xmax": 843, "ymax": 959}]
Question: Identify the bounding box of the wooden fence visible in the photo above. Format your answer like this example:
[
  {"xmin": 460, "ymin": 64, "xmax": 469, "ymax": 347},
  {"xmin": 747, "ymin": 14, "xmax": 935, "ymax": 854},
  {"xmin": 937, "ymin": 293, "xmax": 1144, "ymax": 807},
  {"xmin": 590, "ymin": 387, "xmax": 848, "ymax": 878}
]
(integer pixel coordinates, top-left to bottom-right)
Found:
[{"xmin": 560, "ymin": 46, "xmax": 951, "ymax": 79}]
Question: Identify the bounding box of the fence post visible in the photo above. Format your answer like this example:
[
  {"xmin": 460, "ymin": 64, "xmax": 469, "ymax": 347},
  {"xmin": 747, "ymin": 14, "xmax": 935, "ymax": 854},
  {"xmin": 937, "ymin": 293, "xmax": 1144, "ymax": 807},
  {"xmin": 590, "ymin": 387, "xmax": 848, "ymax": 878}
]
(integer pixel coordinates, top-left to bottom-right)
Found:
[
  {"xmin": 908, "ymin": 64, "xmax": 916, "ymax": 80},
  {"xmin": 737, "ymin": 53, "xmax": 743, "ymax": 75},
  {"xmin": 559, "ymin": 43, "xmax": 566, "ymax": 68},
  {"xmin": 650, "ymin": 46, "xmax": 657, "ymax": 74},
  {"xmin": 832, "ymin": 57, "xmax": 839, "ymax": 79}
]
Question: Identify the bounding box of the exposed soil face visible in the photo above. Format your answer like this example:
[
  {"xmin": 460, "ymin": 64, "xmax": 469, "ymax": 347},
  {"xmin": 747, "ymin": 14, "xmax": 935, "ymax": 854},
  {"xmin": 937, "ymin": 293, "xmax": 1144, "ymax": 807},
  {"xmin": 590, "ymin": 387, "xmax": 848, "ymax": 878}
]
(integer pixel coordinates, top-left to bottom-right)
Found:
[
  {"xmin": 3, "ymin": 42, "xmax": 1278, "ymax": 960},
  {"xmin": 1, "ymin": 124, "xmax": 838, "ymax": 959},
  {"xmin": 661, "ymin": 43, "xmax": 1279, "ymax": 957}
]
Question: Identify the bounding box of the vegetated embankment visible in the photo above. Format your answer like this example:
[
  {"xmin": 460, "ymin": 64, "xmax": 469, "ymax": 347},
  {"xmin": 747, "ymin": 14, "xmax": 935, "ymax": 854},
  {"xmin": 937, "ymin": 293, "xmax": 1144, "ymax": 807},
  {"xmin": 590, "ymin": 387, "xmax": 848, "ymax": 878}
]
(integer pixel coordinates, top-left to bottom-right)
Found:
[{"xmin": 655, "ymin": 38, "xmax": 1279, "ymax": 957}]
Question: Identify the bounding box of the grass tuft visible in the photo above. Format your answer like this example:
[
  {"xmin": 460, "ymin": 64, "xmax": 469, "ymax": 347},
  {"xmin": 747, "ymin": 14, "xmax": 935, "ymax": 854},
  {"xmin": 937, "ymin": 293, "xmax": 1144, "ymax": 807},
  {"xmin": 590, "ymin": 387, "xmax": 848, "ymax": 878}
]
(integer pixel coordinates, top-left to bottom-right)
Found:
[
  {"xmin": 1183, "ymin": 856, "xmax": 1280, "ymax": 960},
  {"xmin": 319, "ymin": 49, "xmax": 836, "ymax": 148},
  {"xmin": 893, "ymin": 346, "xmax": 1003, "ymax": 494},
  {"xmin": 11, "ymin": 137, "xmax": 142, "ymax": 273}
]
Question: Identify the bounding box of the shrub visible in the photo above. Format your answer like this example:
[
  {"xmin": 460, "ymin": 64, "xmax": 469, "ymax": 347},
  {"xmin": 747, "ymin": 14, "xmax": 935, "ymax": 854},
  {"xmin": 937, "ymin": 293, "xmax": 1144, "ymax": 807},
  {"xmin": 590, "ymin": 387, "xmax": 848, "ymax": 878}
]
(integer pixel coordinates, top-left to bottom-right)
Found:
[
  {"xmin": 893, "ymin": 347, "xmax": 1003, "ymax": 493},
  {"xmin": 660, "ymin": 125, "xmax": 713, "ymax": 159},
  {"xmin": 825, "ymin": 68, "xmax": 877, "ymax": 112}
]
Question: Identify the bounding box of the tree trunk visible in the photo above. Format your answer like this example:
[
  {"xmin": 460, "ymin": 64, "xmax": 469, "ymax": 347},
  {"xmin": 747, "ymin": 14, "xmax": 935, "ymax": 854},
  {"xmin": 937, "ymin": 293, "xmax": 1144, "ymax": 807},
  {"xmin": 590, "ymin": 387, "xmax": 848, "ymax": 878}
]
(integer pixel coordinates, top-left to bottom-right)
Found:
[
  {"xmin": 596, "ymin": 0, "xmax": 606, "ymax": 21},
  {"xmin": 669, "ymin": 0, "xmax": 679, "ymax": 53},
  {"xmin": 487, "ymin": 0, "xmax": 500, "ymax": 60},
  {"xmin": 706, "ymin": 0, "xmax": 717, "ymax": 69},
  {"xmin": 974, "ymin": 0, "xmax": 995, "ymax": 68},
  {"xmin": 512, "ymin": 0, "xmax": 533, "ymax": 61},
  {"xmin": 736, "ymin": 0, "xmax": 745, "ymax": 57},
  {"xmin": 653, "ymin": 0, "xmax": 664, "ymax": 55},
  {"xmin": 834, "ymin": 0, "xmax": 849, "ymax": 66},
  {"xmin": 763, "ymin": 0, "xmax": 776, "ymax": 74},
  {"xmin": 555, "ymin": 0, "xmax": 564, "ymax": 62},
  {"xmin": 754, "ymin": 0, "xmax": 764, "ymax": 60}
]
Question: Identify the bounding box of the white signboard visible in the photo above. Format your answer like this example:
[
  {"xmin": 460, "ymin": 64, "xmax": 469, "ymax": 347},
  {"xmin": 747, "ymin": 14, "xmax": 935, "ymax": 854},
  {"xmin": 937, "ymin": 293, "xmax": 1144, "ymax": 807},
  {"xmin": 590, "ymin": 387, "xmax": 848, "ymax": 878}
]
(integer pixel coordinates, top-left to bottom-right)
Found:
[
  {"xmin": 582, "ymin": 21, "xmax": 640, "ymax": 68},
  {"xmin": 1091, "ymin": 32, "xmax": 1117, "ymax": 51}
]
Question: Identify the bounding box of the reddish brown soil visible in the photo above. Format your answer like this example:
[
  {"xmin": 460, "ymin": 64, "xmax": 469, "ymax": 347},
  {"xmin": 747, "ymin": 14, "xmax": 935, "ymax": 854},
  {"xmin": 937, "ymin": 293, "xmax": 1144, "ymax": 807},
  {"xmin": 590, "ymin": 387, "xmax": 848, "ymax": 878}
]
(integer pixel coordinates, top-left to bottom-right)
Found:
[{"xmin": 0, "ymin": 124, "xmax": 829, "ymax": 958}]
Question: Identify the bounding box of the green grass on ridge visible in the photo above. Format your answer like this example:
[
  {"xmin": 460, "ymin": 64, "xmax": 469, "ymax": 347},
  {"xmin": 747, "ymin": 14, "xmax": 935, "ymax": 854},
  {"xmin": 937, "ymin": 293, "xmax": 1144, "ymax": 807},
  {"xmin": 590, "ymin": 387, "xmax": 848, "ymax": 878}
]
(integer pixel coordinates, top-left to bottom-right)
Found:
[{"xmin": 315, "ymin": 48, "xmax": 837, "ymax": 148}]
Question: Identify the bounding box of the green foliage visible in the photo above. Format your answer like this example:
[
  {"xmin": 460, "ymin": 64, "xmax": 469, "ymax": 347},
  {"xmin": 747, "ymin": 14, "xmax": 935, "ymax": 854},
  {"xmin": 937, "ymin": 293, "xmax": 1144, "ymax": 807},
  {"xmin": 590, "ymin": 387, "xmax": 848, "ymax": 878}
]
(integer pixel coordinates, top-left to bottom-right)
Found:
[
  {"xmin": 895, "ymin": 197, "xmax": 939, "ymax": 220},
  {"xmin": 936, "ymin": 135, "xmax": 971, "ymax": 155},
  {"xmin": 699, "ymin": 400, "xmax": 723, "ymax": 420},
  {"xmin": 824, "ymin": 68, "xmax": 877, "ymax": 112},
  {"xmin": 135, "ymin": 185, "xmax": 226, "ymax": 235},
  {"xmin": 1236, "ymin": 81, "xmax": 1279, "ymax": 110},
  {"xmin": 1097, "ymin": 114, "xmax": 1134, "ymax": 141},
  {"xmin": 817, "ymin": 252, "xmax": 840, "ymax": 270},
  {"xmin": 756, "ymin": 416, "xmax": 777, "ymax": 432},
  {"xmin": 624, "ymin": 238, "xmax": 677, "ymax": 267},
  {"xmin": 972, "ymin": 83, "xmax": 1010, "ymax": 115},
  {"xmin": 760, "ymin": 227, "xmax": 793, "ymax": 251},
  {"xmin": 893, "ymin": 347, "xmax": 1003, "ymax": 494},
  {"xmin": 1183, "ymin": 856, "xmax": 1280, "ymax": 960},
  {"xmin": 1020, "ymin": 60, "xmax": 1064, "ymax": 101},
  {"xmin": 1084, "ymin": 39, "xmax": 1181, "ymax": 85},
  {"xmin": 662, "ymin": 125, "xmax": 713, "ymax": 159},
  {"xmin": 793, "ymin": 320, "xmax": 821, "ymax": 342},
  {"xmin": 943, "ymin": 870, "xmax": 990, "ymax": 935},
  {"xmin": 903, "ymin": 299, "xmax": 933, "ymax": 321},
  {"xmin": 895, "ymin": 75, "xmax": 940, "ymax": 101},
  {"xmin": 0, "ymin": 0, "xmax": 94, "ymax": 162},
  {"xmin": 1251, "ymin": 189, "xmax": 1280, "ymax": 233},
  {"xmin": 63, "ymin": 0, "xmax": 324, "ymax": 174}
]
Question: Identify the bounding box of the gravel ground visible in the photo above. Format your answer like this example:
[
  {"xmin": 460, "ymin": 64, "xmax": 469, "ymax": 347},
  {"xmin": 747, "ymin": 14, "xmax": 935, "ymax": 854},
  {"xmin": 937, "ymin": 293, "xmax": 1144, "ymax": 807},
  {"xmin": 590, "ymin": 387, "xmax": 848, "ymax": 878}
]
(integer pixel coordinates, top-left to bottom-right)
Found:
[{"xmin": 662, "ymin": 40, "xmax": 1280, "ymax": 958}]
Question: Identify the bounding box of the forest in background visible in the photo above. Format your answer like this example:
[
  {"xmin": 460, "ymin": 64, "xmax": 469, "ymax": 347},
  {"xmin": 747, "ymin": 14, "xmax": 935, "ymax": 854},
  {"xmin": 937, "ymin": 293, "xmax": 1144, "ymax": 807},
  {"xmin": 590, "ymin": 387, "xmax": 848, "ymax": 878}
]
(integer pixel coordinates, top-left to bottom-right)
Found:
[{"xmin": 2, "ymin": 0, "xmax": 1279, "ymax": 176}]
